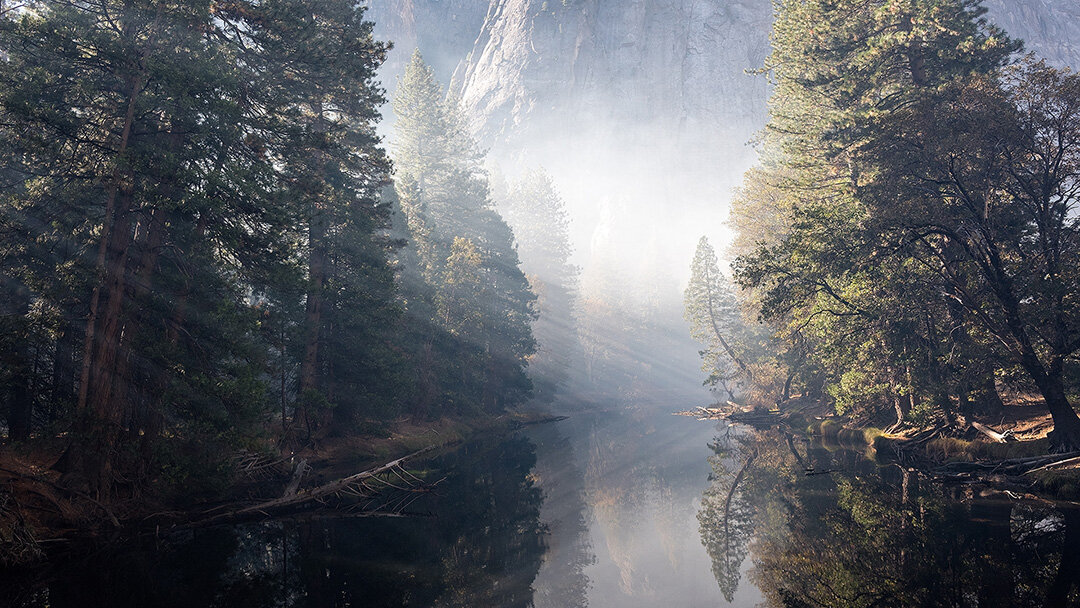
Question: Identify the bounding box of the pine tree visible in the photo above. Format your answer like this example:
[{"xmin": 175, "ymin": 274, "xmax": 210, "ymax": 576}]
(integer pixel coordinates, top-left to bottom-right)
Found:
[
  {"xmin": 497, "ymin": 169, "xmax": 581, "ymax": 400},
  {"xmin": 685, "ymin": 237, "xmax": 753, "ymax": 394},
  {"xmin": 734, "ymin": 0, "xmax": 1080, "ymax": 446},
  {"xmin": 0, "ymin": 0, "xmax": 396, "ymax": 495},
  {"xmin": 391, "ymin": 51, "xmax": 536, "ymax": 414}
]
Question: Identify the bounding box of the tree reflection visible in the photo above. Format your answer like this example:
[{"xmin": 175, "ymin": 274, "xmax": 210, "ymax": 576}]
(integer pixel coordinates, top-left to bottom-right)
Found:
[
  {"xmin": 528, "ymin": 421, "xmax": 594, "ymax": 608},
  {"xmin": 11, "ymin": 435, "xmax": 548, "ymax": 608},
  {"xmin": 700, "ymin": 427, "xmax": 1080, "ymax": 607},
  {"xmin": 698, "ymin": 430, "xmax": 755, "ymax": 602}
]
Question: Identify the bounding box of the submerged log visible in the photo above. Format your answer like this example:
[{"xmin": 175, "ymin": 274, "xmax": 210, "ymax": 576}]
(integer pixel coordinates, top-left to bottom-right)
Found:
[
  {"xmin": 1024, "ymin": 454, "xmax": 1080, "ymax": 475},
  {"xmin": 199, "ymin": 446, "xmax": 436, "ymax": 524}
]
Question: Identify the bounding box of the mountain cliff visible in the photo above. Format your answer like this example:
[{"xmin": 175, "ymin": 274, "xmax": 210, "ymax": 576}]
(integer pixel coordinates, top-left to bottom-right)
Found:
[{"xmin": 371, "ymin": 0, "xmax": 1079, "ymax": 154}]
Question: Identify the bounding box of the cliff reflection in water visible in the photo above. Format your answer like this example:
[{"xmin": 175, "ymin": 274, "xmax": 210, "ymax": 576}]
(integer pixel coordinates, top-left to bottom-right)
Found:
[{"xmin": 700, "ymin": 427, "xmax": 1080, "ymax": 607}]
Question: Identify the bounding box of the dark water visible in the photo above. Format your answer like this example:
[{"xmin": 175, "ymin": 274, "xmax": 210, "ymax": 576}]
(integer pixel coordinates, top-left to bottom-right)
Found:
[{"xmin": 7, "ymin": 403, "xmax": 1080, "ymax": 607}]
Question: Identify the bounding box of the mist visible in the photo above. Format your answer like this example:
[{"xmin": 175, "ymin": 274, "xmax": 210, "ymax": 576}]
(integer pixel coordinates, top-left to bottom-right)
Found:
[
  {"xmin": 370, "ymin": 0, "xmax": 776, "ymax": 405},
  {"xmin": 5, "ymin": 1, "xmax": 1080, "ymax": 605}
]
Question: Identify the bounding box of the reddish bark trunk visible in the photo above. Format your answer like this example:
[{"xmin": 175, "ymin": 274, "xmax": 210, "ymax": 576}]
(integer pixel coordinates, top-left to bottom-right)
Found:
[{"xmin": 298, "ymin": 203, "xmax": 328, "ymax": 434}]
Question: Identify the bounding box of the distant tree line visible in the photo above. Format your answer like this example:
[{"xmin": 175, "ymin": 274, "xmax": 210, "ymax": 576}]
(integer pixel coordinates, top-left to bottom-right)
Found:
[
  {"xmin": 688, "ymin": 0, "xmax": 1080, "ymax": 451},
  {"xmin": 0, "ymin": 2, "xmax": 535, "ymax": 500}
]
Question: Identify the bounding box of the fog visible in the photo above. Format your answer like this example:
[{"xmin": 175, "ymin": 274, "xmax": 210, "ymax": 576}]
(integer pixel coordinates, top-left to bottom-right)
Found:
[{"xmin": 371, "ymin": 0, "xmax": 774, "ymax": 401}]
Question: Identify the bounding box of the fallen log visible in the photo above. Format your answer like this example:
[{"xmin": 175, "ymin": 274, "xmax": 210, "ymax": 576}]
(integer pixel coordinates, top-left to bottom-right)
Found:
[
  {"xmin": 1024, "ymin": 454, "xmax": 1080, "ymax": 475},
  {"xmin": 199, "ymin": 446, "xmax": 437, "ymax": 524},
  {"xmin": 935, "ymin": 451, "xmax": 1080, "ymax": 475},
  {"xmin": 728, "ymin": 410, "xmax": 780, "ymax": 423},
  {"xmin": 971, "ymin": 421, "xmax": 1014, "ymax": 443}
]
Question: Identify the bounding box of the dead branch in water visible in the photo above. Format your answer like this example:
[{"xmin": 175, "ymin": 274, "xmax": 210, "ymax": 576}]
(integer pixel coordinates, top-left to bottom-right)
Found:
[{"xmin": 197, "ymin": 446, "xmax": 438, "ymax": 525}]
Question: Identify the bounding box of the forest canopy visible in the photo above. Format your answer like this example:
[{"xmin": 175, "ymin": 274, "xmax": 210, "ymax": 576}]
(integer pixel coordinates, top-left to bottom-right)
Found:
[{"xmin": 0, "ymin": 2, "xmax": 538, "ymax": 501}]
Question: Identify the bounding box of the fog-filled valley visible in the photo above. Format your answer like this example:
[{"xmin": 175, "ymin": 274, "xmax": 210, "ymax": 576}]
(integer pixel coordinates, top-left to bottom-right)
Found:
[{"xmin": 4, "ymin": 0, "xmax": 1080, "ymax": 606}]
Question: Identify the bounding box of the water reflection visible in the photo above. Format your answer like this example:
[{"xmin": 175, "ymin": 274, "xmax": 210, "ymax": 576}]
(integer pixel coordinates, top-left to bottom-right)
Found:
[
  {"xmin": 10, "ymin": 435, "xmax": 547, "ymax": 608},
  {"xmin": 526, "ymin": 405, "xmax": 756, "ymax": 607},
  {"xmin": 698, "ymin": 430, "xmax": 755, "ymax": 603},
  {"xmin": 10, "ymin": 407, "xmax": 1079, "ymax": 607},
  {"xmin": 701, "ymin": 427, "xmax": 1080, "ymax": 607}
]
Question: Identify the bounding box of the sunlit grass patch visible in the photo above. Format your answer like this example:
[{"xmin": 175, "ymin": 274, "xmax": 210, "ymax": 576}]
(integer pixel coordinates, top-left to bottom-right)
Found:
[
  {"xmin": 1029, "ymin": 469, "xmax": 1080, "ymax": 498},
  {"xmin": 925, "ymin": 436, "xmax": 1050, "ymax": 462},
  {"xmin": 925, "ymin": 437, "xmax": 976, "ymax": 462}
]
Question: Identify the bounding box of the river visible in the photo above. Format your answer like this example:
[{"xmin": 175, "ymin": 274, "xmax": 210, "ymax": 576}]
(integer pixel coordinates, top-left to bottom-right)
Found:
[{"xmin": 6, "ymin": 400, "xmax": 1080, "ymax": 607}]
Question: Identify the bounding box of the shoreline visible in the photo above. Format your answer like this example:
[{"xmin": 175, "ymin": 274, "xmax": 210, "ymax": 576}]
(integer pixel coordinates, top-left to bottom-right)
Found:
[
  {"xmin": 684, "ymin": 401, "xmax": 1080, "ymax": 502},
  {"xmin": 0, "ymin": 410, "xmax": 566, "ymax": 567}
]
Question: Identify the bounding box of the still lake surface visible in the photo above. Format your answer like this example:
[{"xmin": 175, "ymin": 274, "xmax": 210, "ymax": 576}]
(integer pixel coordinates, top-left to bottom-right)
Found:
[{"xmin": 8, "ymin": 399, "xmax": 1080, "ymax": 607}]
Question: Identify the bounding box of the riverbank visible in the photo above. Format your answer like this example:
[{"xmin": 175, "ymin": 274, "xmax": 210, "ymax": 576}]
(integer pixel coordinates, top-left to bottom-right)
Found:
[
  {"xmin": 0, "ymin": 410, "xmax": 564, "ymax": 566},
  {"xmin": 794, "ymin": 405, "xmax": 1080, "ymax": 500},
  {"xmin": 686, "ymin": 399, "xmax": 1080, "ymax": 501}
]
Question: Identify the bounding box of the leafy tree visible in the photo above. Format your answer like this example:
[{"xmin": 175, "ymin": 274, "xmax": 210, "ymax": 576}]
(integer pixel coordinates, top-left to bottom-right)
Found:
[
  {"xmin": 731, "ymin": 0, "xmax": 1049, "ymax": 432},
  {"xmin": 860, "ymin": 60, "xmax": 1080, "ymax": 446}
]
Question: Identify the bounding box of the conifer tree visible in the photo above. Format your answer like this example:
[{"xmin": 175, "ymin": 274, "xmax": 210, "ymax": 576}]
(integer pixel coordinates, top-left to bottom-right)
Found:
[
  {"xmin": 734, "ymin": 0, "xmax": 1080, "ymax": 447},
  {"xmin": 0, "ymin": 0, "xmax": 395, "ymax": 495},
  {"xmin": 391, "ymin": 51, "xmax": 535, "ymax": 414},
  {"xmin": 497, "ymin": 169, "xmax": 581, "ymax": 400},
  {"xmin": 685, "ymin": 237, "xmax": 753, "ymax": 394}
]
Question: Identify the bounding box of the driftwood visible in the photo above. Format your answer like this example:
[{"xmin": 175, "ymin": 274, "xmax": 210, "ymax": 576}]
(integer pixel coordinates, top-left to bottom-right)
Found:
[
  {"xmin": 199, "ymin": 446, "xmax": 436, "ymax": 524},
  {"xmin": 283, "ymin": 458, "xmax": 310, "ymax": 497},
  {"xmin": 1024, "ymin": 455, "xmax": 1080, "ymax": 475},
  {"xmin": 936, "ymin": 451, "xmax": 1080, "ymax": 476},
  {"xmin": 678, "ymin": 404, "xmax": 779, "ymax": 424},
  {"xmin": 0, "ymin": 465, "xmax": 120, "ymax": 528},
  {"xmin": 971, "ymin": 421, "xmax": 1015, "ymax": 443}
]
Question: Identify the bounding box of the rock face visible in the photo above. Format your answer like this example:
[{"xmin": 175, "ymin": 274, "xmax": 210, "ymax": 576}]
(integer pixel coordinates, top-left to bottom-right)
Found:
[
  {"xmin": 370, "ymin": 0, "xmax": 1079, "ymax": 153},
  {"xmin": 366, "ymin": 0, "xmax": 489, "ymax": 89},
  {"xmin": 448, "ymin": 0, "xmax": 772, "ymax": 152},
  {"xmin": 984, "ymin": 0, "xmax": 1080, "ymax": 71}
]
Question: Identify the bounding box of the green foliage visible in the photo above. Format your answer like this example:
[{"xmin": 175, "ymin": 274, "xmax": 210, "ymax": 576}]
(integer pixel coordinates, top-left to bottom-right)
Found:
[
  {"xmin": 390, "ymin": 51, "xmax": 536, "ymax": 416},
  {"xmin": 685, "ymin": 236, "xmax": 788, "ymax": 403},
  {"xmin": 0, "ymin": 0, "xmax": 441, "ymax": 499},
  {"xmin": 732, "ymin": 0, "xmax": 1080, "ymax": 447}
]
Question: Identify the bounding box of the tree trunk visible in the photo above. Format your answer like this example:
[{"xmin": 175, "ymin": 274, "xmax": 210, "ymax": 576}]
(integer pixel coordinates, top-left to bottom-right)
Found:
[
  {"xmin": 892, "ymin": 394, "xmax": 908, "ymax": 430},
  {"xmin": 122, "ymin": 204, "xmax": 170, "ymax": 466},
  {"xmin": 299, "ymin": 202, "xmax": 328, "ymax": 434},
  {"xmin": 50, "ymin": 315, "xmax": 77, "ymax": 419},
  {"xmin": 297, "ymin": 101, "xmax": 331, "ymax": 436},
  {"xmin": 1036, "ymin": 370, "xmax": 1080, "ymax": 453},
  {"xmin": 74, "ymin": 188, "xmax": 136, "ymax": 499},
  {"xmin": 7, "ymin": 289, "xmax": 33, "ymax": 441},
  {"xmin": 899, "ymin": 14, "xmax": 929, "ymax": 87},
  {"xmin": 1044, "ymin": 508, "xmax": 1080, "ymax": 608},
  {"xmin": 70, "ymin": 57, "xmax": 150, "ymax": 497},
  {"xmin": 972, "ymin": 376, "xmax": 1004, "ymax": 418},
  {"xmin": 936, "ymin": 390, "xmax": 958, "ymax": 427}
]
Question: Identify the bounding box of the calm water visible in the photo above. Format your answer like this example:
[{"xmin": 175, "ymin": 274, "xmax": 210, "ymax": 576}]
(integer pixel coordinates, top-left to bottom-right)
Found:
[{"xmin": 7, "ymin": 401, "xmax": 1080, "ymax": 607}]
